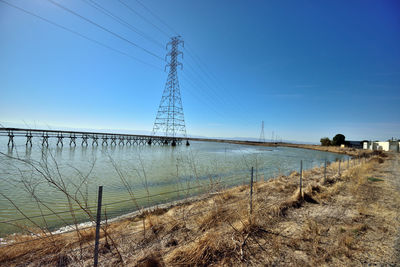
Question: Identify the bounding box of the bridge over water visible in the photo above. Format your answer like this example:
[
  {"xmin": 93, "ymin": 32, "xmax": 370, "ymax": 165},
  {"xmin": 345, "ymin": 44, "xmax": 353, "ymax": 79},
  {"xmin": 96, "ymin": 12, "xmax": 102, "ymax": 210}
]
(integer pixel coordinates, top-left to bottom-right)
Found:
[{"xmin": 0, "ymin": 128, "xmax": 189, "ymax": 147}]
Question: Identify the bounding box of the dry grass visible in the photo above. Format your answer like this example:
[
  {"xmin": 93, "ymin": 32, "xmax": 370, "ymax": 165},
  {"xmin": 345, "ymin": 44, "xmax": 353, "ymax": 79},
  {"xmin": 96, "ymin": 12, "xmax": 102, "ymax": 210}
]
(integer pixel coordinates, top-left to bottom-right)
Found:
[
  {"xmin": 1, "ymin": 153, "xmax": 399, "ymax": 266},
  {"xmin": 165, "ymin": 230, "xmax": 239, "ymax": 266}
]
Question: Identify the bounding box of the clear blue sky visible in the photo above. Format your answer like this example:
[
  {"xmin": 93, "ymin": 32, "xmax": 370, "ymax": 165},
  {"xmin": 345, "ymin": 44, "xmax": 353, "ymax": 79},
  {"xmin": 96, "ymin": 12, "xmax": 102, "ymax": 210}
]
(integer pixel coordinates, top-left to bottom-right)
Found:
[{"xmin": 1, "ymin": 0, "xmax": 399, "ymax": 142}]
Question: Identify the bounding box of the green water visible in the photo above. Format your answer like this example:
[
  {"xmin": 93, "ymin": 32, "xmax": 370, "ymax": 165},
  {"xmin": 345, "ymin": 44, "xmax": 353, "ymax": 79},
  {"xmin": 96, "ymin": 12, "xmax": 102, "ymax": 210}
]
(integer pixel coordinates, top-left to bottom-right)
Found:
[{"xmin": 0, "ymin": 138, "xmax": 348, "ymax": 236}]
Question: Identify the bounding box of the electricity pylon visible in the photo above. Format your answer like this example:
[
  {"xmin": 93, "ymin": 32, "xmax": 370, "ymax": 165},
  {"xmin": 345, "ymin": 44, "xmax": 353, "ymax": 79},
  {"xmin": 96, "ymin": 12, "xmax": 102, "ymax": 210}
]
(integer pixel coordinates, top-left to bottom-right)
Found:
[
  {"xmin": 152, "ymin": 36, "xmax": 188, "ymax": 146},
  {"xmin": 259, "ymin": 121, "xmax": 265, "ymax": 142}
]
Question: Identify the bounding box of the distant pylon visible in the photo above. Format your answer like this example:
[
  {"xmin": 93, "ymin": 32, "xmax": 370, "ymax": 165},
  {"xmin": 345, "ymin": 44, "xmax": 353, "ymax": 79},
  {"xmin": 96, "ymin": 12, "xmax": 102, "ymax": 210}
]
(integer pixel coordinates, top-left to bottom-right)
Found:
[
  {"xmin": 152, "ymin": 36, "xmax": 188, "ymax": 142},
  {"xmin": 259, "ymin": 121, "xmax": 265, "ymax": 142}
]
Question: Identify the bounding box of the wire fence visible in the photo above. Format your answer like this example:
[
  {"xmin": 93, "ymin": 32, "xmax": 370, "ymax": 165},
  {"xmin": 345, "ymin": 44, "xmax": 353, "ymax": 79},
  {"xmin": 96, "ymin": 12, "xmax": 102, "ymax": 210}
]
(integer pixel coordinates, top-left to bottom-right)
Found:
[{"xmin": 0, "ymin": 155, "xmax": 368, "ymax": 266}]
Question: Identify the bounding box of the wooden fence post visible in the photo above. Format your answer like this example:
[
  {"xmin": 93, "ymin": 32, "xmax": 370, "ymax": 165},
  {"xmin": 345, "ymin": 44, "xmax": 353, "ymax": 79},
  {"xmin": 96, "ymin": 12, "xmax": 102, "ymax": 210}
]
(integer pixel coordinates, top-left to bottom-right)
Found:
[
  {"xmin": 94, "ymin": 186, "xmax": 103, "ymax": 267},
  {"xmin": 249, "ymin": 167, "xmax": 254, "ymax": 217},
  {"xmin": 300, "ymin": 160, "xmax": 303, "ymax": 198}
]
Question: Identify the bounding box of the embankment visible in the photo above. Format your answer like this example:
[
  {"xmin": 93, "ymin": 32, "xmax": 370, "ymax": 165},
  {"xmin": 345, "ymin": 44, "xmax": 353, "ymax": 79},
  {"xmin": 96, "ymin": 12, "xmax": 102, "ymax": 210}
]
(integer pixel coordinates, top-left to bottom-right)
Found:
[
  {"xmin": 1, "ymin": 152, "xmax": 398, "ymax": 266},
  {"xmin": 189, "ymin": 137, "xmax": 373, "ymax": 157}
]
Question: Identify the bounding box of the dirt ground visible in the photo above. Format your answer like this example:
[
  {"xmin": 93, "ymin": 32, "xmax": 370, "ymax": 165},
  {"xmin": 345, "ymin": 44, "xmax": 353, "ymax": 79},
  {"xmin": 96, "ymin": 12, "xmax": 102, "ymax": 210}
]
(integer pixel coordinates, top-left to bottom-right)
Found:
[{"xmin": 1, "ymin": 152, "xmax": 399, "ymax": 266}]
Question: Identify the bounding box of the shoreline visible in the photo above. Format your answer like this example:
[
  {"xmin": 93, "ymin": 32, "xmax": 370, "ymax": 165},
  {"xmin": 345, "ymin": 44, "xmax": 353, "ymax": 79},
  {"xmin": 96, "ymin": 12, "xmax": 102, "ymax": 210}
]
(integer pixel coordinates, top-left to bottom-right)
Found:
[
  {"xmin": 189, "ymin": 138, "xmax": 370, "ymax": 157},
  {"xmin": 2, "ymin": 149, "xmax": 394, "ymax": 266},
  {"xmin": 0, "ymin": 144, "xmax": 352, "ymax": 240},
  {"xmin": 1, "ymin": 152, "xmax": 382, "ymax": 265}
]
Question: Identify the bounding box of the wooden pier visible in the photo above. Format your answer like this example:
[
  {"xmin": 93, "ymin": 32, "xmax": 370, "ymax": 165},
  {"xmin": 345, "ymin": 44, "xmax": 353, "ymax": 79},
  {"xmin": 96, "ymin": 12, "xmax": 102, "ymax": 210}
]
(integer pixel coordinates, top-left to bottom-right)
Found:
[{"xmin": 0, "ymin": 128, "xmax": 189, "ymax": 147}]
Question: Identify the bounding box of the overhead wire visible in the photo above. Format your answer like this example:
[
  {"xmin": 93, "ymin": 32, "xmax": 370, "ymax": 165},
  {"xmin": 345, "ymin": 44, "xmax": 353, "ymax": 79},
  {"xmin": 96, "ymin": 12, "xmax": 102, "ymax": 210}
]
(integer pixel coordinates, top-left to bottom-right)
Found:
[
  {"xmin": 115, "ymin": 0, "xmax": 238, "ymax": 126},
  {"xmin": 46, "ymin": 0, "xmax": 164, "ymax": 61},
  {"xmin": 133, "ymin": 0, "xmax": 179, "ymax": 36},
  {"xmin": 5, "ymin": 0, "xmax": 257, "ymax": 136},
  {"xmin": 77, "ymin": 0, "xmax": 228, "ymax": 125},
  {"xmin": 180, "ymin": 72, "xmax": 229, "ymax": 121},
  {"xmin": 183, "ymin": 64, "xmax": 230, "ymax": 108},
  {"xmin": 125, "ymin": 0, "xmax": 253, "ymax": 127},
  {"xmin": 127, "ymin": 0, "xmax": 235, "ymax": 107},
  {"xmin": 184, "ymin": 45, "xmax": 253, "ymax": 125},
  {"xmin": 118, "ymin": 0, "xmax": 171, "ymax": 38},
  {"xmin": 0, "ymin": 0, "xmax": 163, "ymax": 71},
  {"xmin": 81, "ymin": 0, "xmax": 164, "ymax": 49}
]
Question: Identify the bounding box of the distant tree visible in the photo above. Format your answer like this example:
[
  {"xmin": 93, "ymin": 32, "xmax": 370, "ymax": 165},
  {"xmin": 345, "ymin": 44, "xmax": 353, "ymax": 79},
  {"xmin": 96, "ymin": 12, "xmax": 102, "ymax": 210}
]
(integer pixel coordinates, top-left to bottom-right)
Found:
[
  {"xmin": 332, "ymin": 134, "xmax": 345, "ymax": 146},
  {"xmin": 320, "ymin": 137, "xmax": 331, "ymax": 146}
]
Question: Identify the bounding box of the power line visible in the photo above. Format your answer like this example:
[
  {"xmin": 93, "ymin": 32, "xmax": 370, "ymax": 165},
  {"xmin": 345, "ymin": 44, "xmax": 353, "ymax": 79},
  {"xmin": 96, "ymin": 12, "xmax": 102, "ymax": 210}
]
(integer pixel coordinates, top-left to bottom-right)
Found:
[
  {"xmin": 81, "ymin": 0, "xmax": 164, "ymax": 48},
  {"xmin": 124, "ymin": 0, "xmax": 232, "ymax": 113},
  {"xmin": 134, "ymin": 0, "xmax": 179, "ymax": 36},
  {"xmin": 117, "ymin": 0, "xmax": 253, "ymax": 127},
  {"xmin": 180, "ymin": 73, "xmax": 229, "ymax": 121},
  {"xmin": 135, "ymin": 1, "xmax": 250, "ymax": 124},
  {"xmin": 0, "ymin": 0, "xmax": 162, "ymax": 71},
  {"xmin": 46, "ymin": 0, "xmax": 164, "ymax": 61},
  {"xmin": 182, "ymin": 63, "xmax": 252, "ymax": 126},
  {"xmin": 184, "ymin": 63, "xmax": 230, "ymax": 108},
  {"xmin": 180, "ymin": 69, "xmax": 231, "ymax": 118},
  {"xmin": 184, "ymin": 45, "xmax": 252, "ymax": 123},
  {"xmin": 117, "ymin": 0, "xmax": 251, "ymax": 126},
  {"xmin": 118, "ymin": 0, "xmax": 171, "ymax": 38},
  {"xmin": 0, "ymin": 0, "xmax": 237, "ymax": 125}
]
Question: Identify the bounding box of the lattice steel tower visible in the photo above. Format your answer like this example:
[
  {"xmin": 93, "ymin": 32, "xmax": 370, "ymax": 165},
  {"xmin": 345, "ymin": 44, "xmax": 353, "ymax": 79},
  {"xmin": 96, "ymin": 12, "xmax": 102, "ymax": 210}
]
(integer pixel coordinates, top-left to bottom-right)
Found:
[
  {"xmin": 152, "ymin": 36, "xmax": 188, "ymax": 145},
  {"xmin": 259, "ymin": 121, "xmax": 265, "ymax": 142}
]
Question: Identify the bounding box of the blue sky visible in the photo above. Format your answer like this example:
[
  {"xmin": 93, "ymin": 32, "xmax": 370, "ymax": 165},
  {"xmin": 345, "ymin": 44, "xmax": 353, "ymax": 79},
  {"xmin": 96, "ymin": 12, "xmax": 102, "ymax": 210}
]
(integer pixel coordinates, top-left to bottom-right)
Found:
[{"xmin": 1, "ymin": 0, "xmax": 399, "ymax": 142}]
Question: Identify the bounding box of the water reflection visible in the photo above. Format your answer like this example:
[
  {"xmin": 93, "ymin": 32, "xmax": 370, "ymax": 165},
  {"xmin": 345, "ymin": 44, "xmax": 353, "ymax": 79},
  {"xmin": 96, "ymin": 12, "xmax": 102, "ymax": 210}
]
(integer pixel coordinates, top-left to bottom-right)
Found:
[
  {"xmin": 81, "ymin": 145, "xmax": 87, "ymax": 158},
  {"xmin": 7, "ymin": 145, "xmax": 13, "ymax": 156},
  {"xmin": 25, "ymin": 146, "xmax": 32, "ymax": 159},
  {"xmin": 69, "ymin": 145, "xmax": 76, "ymax": 160},
  {"xmin": 56, "ymin": 146, "xmax": 62, "ymax": 158}
]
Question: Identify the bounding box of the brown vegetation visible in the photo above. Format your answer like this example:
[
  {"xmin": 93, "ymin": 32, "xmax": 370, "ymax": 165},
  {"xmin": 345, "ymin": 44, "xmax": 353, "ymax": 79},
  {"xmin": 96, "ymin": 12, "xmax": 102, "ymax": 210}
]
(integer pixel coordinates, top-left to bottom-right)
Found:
[{"xmin": 1, "ymin": 152, "xmax": 399, "ymax": 266}]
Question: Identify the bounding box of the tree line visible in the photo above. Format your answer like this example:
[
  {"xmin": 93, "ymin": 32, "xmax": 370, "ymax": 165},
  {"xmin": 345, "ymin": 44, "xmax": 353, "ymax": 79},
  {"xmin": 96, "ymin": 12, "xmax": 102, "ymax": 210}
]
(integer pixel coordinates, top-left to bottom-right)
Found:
[{"xmin": 320, "ymin": 134, "xmax": 345, "ymax": 146}]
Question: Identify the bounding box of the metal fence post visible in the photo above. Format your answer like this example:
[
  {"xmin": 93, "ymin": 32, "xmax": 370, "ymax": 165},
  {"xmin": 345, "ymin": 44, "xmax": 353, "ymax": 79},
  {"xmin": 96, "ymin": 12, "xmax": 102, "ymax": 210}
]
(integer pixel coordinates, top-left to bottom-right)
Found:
[
  {"xmin": 338, "ymin": 160, "xmax": 341, "ymax": 176},
  {"xmin": 324, "ymin": 159, "xmax": 327, "ymax": 184},
  {"xmin": 249, "ymin": 167, "xmax": 254, "ymax": 216},
  {"xmin": 300, "ymin": 160, "xmax": 303, "ymax": 198},
  {"xmin": 347, "ymin": 158, "xmax": 349, "ymax": 169},
  {"xmin": 94, "ymin": 186, "xmax": 103, "ymax": 267}
]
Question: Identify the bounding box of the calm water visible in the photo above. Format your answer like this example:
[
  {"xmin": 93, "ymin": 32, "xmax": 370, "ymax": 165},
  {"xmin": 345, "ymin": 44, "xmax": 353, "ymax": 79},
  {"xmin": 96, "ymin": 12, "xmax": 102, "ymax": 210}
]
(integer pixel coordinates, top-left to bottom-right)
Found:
[{"xmin": 0, "ymin": 138, "xmax": 348, "ymax": 236}]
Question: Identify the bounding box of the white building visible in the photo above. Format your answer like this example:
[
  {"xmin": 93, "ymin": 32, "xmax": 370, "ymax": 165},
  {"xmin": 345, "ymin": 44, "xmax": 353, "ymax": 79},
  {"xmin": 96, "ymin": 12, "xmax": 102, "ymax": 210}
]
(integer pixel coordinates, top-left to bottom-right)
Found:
[{"xmin": 363, "ymin": 141, "xmax": 399, "ymax": 152}]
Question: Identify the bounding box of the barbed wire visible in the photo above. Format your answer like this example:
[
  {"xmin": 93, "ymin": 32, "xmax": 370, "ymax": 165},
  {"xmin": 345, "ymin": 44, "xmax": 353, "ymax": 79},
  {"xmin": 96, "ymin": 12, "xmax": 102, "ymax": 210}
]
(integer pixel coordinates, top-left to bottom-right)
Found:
[
  {"xmin": 0, "ymin": 156, "xmax": 363, "ymax": 250},
  {"xmin": 0, "ymin": 174, "xmax": 246, "ymax": 225},
  {"xmin": 0, "ymin": 182, "xmax": 249, "ymax": 249}
]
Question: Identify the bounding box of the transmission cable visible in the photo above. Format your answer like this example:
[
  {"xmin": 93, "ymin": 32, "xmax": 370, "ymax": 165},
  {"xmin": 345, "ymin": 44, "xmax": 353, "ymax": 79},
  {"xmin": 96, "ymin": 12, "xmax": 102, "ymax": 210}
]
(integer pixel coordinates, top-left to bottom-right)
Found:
[
  {"xmin": 116, "ymin": 0, "xmax": 247, "ymax": 125},
  {"xmin": 118, "ymin": 0, "xmax": 171, "ymax": 38},
  {"xmin": 0, "ymin": 0, "xmax": 162, "ymax": 71},
  {"xmin": 128, "ymin": 0, "xmax": 252, "ymax": 126},
  {"xmin": 134, "ymin": 0, "xmax": 179, "ymax": 35},
  {"xmin": 184, "ymin": 45, "xmax": 252, "ymax": 124},
  {"xmin": 81, "ymin": 0, "xmax": 164, "ymax": 48},
  {"xmin": 46, "ymin": 0, "xmax": 164, "ymax": 61}
]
